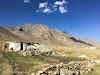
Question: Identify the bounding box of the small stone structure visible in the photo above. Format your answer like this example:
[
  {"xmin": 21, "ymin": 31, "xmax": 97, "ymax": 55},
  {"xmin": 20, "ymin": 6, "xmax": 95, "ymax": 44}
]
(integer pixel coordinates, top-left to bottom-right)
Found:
[
  {"xmin": 3, "ymin": 41, "xmax": 26, "ymax": 52},
  {"xmin": 0, "ymin": 41, "xmax": 54, "ymax": 56},
  {"xmin": 18, "ymin": 43, "xmax": 54, "ymax": 56}
]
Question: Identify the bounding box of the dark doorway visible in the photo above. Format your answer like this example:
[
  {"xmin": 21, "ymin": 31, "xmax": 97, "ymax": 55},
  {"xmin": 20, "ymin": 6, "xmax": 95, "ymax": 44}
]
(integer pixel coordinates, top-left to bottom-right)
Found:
[{"xmin": 20, "ymin": 42, "xmax": 23, "ymax": 50}]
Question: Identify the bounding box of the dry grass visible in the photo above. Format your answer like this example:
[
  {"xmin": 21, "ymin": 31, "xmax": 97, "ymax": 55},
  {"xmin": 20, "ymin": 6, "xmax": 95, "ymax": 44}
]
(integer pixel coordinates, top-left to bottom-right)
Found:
[
  {"xmin": 0, "ymin": 46, "xmax": 100, "ymax": 74},
  {"xmin": 86, "ymin": 65, "xmax": 100, "ymax": 75},
  {"xmin": 53, "ymin": 47, "xmax": 100, "ymax": 75},
  {"xmin": 53, "ymin": 46, "xmax": 100, "ymax": 59},
  {"xmin": 93, "ymin": 65, "xmax": 100, "ymax": 75}
]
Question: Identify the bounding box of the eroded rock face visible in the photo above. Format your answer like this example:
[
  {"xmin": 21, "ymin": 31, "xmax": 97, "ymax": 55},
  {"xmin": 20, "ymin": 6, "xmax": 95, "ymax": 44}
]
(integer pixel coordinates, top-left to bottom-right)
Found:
[{"xmin": 31, "ymin": 61, "xmax": 96, "ymax": 75}]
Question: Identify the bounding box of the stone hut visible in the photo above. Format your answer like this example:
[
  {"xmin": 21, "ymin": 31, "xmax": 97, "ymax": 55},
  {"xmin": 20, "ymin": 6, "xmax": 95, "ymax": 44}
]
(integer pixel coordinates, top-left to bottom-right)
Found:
[
  {"xmin": 2, "ymin": 41, "xmax": 26, "ymax": 52},
  {"xmin": 0, "ymin": 40, "xmax": 54, "ymax": 56}
]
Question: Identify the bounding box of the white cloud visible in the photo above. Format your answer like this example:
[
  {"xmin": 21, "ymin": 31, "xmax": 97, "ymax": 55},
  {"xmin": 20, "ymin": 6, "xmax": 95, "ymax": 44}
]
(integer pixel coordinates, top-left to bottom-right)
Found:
[
  {"xmin": 54, "ymin": 0, "xmax": 67, "ymax": 6},
  {"xmin": 59, "ymin": 6, "xmax": 68, "ymax": 14},
  {"xmin": 39, "ymin": 2, "xmax": 48, "ymax": 8},
  {"xmin": 36, "ymin": 0, "xmax": 69, "ymax": 14},
  {"xmin": 24, "ymin": 0, "xmax": 30, "ymax": 3}
]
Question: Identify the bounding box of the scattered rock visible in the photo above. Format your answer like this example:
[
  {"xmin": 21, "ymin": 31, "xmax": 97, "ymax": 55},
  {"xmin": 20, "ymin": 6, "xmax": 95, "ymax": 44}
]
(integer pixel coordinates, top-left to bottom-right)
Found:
[{"xmin": 31, "ymin": 60, "xmax": 96, "ymax": 75}]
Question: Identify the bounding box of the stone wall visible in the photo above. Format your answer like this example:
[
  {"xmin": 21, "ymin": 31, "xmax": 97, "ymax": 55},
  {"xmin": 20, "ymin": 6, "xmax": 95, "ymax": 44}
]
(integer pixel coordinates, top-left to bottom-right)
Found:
[
  {"xmin": 18, "ymin": 44, "xmax": 54, "ymax": 56},
  {"xmin": 31, "ymin": 61, "xmax": 96, "ymax": 75}
]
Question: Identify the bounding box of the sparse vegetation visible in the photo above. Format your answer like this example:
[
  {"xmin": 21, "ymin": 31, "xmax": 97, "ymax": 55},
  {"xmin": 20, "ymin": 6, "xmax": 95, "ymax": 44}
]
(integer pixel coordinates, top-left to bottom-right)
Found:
[
  {"xmin": 86, "ymin": 65, "xmax": 100, "ymax": 75},
  {"xmin": 0, "ymin": 49, "xmax": 100, "ymax": 75},
  {"xmin": 0, "ymin": 50, "xmax": 86, "ymax": 74},
  {"xmin": 0, "ymin": 24, "xmax": 100, "ymax": 75}
]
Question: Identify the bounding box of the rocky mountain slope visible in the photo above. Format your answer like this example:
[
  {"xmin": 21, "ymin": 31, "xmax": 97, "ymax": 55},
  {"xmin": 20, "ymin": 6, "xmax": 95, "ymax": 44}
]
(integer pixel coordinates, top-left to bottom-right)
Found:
[
  {"xmin": 82, "ymin": 39, "xmax": 100, "ymax": 48},
  {"xmin": 1, "ymin": 24, "xmax": 99, "ymax": 48},
  {"xmin": 9, "ymin": 24, "xmax": 94, "ymax": 48},
  {"xmin": 0, "ymin": 24, "xmax": 100, "ymax": 75},
  {"xmin": 0, "ymin": 26, "xmax": 20, "ymax": 41}
]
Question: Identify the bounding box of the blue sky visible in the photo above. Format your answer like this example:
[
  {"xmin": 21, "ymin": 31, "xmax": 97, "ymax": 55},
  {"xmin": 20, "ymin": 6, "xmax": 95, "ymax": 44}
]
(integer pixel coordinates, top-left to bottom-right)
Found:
[{"xmin": 0, "ymin": 0, "xmax": 100, "ymax": 41}]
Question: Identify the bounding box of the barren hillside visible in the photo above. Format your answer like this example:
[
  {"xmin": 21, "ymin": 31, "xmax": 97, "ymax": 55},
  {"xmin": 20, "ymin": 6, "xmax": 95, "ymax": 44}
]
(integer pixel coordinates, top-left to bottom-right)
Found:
[
  {"xmin": 8, "ymin": 24, "xmax": 94, "ymax": 49},
  {"xmin": 0, "ymin": 26, "xmax": 20, "ymax": 41}
]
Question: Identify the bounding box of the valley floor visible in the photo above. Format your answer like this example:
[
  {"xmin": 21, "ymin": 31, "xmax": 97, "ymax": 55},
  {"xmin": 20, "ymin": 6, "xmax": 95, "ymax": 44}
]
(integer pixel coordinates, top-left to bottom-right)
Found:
[{"xmin": 0, "ymin": 48, "xmax": 100, "ymax": 75}]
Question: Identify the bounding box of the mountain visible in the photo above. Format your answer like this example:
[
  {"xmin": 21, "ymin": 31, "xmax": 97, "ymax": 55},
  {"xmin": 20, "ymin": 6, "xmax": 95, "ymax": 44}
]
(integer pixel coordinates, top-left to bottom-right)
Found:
[
  {"xmin": 0, "ymin": 26, "xmax": 20, "ymax": 41},
  {"xmin": 1, "ymin": 24, "xmax": 98, "ymax": 49},
  {"xmin": 31, "ymin": 24, "xmax": 94, "ymax": 48},
  {"xmin": 82, "ymin": 39, "xmax": 100, "ymax": 48},
  {"xmin": 5, "ymin": 24, "xmax": 94, "ymax": 49},
  {"xmin": 0, "ymin": 24, "xmax": 100, "ymax": 75}
]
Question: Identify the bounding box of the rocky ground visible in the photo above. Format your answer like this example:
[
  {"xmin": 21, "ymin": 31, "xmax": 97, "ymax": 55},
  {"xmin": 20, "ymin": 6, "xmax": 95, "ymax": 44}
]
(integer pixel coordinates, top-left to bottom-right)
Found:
[
  {"xmin": 31, "ymin": 61, "xmax": 96, "ymax": 75},
  {"xmin": 0, "ymin": 48, "xmax": 100, "ymax": 75},
  {"xmin": 0, "ymin": 24, "xmax": 100, "ymax": 75}
]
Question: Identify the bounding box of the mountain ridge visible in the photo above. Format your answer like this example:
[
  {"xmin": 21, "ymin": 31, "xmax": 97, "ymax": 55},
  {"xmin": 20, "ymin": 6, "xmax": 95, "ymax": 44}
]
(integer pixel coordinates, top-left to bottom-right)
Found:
[{"xmin": 0, "ymin": 24, "xmax": 99, "ymax": 48}]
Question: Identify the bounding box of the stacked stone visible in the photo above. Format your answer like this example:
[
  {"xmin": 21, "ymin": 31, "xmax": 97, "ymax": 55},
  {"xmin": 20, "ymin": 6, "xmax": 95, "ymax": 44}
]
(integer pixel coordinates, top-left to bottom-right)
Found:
[
  {"xmin": 17, "ymin": 44, "xmax": 54, "ymax": 56},
  {"xmin": 39, "ymin": 61, "xmax": 95, "ymax": 75},
  {"xmin": 18, "ymin": 49, "xmax": 41, "ymax": 56}
]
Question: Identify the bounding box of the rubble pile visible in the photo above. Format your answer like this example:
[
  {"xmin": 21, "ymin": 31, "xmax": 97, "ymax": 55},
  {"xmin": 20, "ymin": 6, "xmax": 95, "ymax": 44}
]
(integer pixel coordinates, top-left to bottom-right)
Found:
[{"xmin": 31, "ymin": 60, "xmax": 96, "ymax": 75}]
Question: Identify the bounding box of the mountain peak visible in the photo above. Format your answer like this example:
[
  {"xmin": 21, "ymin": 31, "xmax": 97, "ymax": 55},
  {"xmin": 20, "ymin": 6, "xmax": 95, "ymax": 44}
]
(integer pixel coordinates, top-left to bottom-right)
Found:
[
  {"xmin": 1, "ymin": 24, "xmax": 97, "ymax": 48},
  {"xmin": 34, "ymin": 24, "xmax": 47, "ymax": 27},
  {"xmin": 33, "ymin": 24, "xmax": 49, "ymax": 29},
  {"xmin": 32, "ymin": 24, "xmax": 49, "ymax": 32}
]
